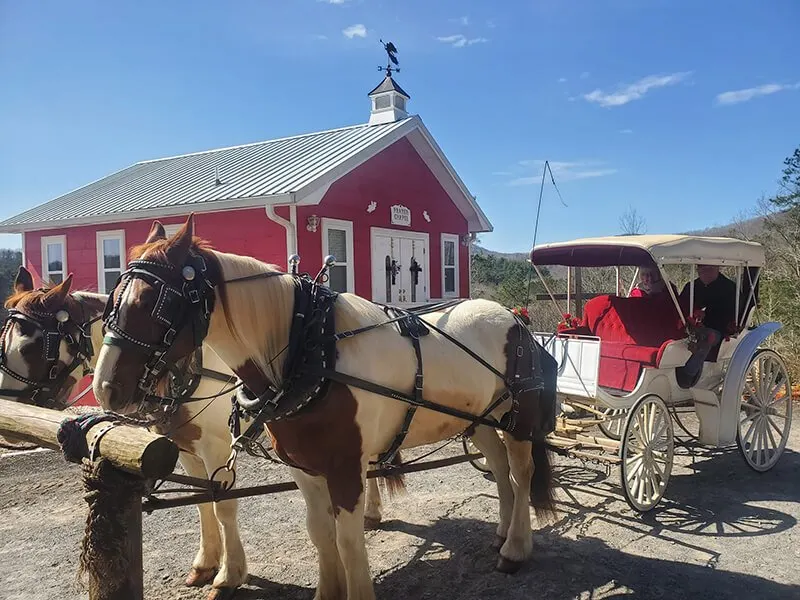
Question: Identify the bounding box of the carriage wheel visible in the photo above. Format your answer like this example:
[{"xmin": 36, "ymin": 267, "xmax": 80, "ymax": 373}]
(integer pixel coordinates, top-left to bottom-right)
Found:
[
  {"xmin": 620, "ymin": 394, "xmax": 674, "ymax": 512},
  {"xmin": 736, "ymin": 349, "xmax": 793, "ymax": 473},
  {"xmin": 599, "ymin": 407, "xmax": 629, "ymax": 440},
  {"xmin": 462, "ymin": 437, "xmax": 492, "ymax": 473}
]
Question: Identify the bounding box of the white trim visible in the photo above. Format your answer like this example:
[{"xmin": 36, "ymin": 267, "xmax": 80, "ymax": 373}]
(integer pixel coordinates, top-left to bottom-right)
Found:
[
  {"xmin": 96, "ymin": 229, "xmax": 127, "ymax": 293},
  {"xmin": 321, "ymin": 218, "xmax": 355, "ymax": 294},
  {"xmin": 369, "ymin": 227, "xmax": 430, "ymax": 305},
  {"xmin": 441, "ymin": 233, "xmax": 460, "ymax": 298},
  {"xmin": 20, "ymin": 232, "xmax": 26, "ymax": 270},
  {"xmin": 406, "ymin": 124, "xmax": 493, "ymax": 233},
  {"xmin": 162, "ymin": 223, "xmax": 182, "ymax": 238},
  {"xmin": 40, "ymin": 234, "xmax": 67, "ymax": 284}
]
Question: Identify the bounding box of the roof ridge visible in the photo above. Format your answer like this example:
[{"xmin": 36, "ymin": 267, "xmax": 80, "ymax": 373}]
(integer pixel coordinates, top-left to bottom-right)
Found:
[{"xmin": 136, "ymin": 118, "xmax": 412, "ymax": 165}]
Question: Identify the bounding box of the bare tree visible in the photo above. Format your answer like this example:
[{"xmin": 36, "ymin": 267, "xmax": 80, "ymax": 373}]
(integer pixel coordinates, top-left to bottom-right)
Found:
[{"xmin": 619, "ymin": 205, "xmax": 647, "ymax": 235}]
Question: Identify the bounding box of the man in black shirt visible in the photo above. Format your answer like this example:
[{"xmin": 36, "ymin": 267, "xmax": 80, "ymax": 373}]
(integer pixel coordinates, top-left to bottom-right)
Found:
[
  {"xmin": 676, "ymin": 265, "xmax": 737, "ymax": 386},
  {"xmin": 681, "ymin": 265, "xmax": 737, "ymax": 335}
]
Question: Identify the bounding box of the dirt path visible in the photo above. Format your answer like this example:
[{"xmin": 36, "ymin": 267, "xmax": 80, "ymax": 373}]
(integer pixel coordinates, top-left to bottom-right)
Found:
[{"xmin": 1, "ymin": 411, "xmax": 799, "ymax": 600}]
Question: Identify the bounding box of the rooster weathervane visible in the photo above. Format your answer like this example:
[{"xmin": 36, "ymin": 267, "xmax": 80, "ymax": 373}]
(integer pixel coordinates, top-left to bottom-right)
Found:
[{"xmin": 378, "ymin": 39, "xmax": 400, "ymax": 76}]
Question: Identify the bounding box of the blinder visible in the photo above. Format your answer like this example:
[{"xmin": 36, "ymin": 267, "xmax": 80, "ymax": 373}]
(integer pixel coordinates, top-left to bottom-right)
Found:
[{"xmin": 102, "ymin": 250, "xmax": 216, "ymax": 396}]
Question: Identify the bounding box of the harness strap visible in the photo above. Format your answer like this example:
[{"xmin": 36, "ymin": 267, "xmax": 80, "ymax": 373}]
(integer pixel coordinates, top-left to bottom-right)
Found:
[
  {"xmin": 314, "ymin": 368, "xmax": 509, "ymax": 433},
  {"xmin": 374, "ymin": 310, "xmax": 426, "ymax": 466}
]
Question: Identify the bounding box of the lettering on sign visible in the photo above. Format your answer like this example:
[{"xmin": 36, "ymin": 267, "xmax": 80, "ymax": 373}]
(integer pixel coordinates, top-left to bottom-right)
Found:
[{"xmin": 390, "ymin": 204, "xmax": 411, "ymax": 227}]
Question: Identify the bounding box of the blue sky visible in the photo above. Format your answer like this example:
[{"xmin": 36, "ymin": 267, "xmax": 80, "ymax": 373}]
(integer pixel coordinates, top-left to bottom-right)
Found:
[{"xmin": 1, "ymin": 0, "xmax": 798, "ymax": 253}]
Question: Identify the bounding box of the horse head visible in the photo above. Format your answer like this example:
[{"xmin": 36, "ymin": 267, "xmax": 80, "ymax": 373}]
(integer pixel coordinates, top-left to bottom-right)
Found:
[
  {"xmin": 93, "ymin": 216, "xmax": 223, "ymax": 412},
  {"xmin": 1, "ymin": 266, "xmax": 105, "ymax": 408}
]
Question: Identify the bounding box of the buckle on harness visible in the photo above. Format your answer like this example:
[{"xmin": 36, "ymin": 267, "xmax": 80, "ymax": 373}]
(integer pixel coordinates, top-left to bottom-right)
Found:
[
  {"xmin": 188, "ymin": 289, "xmax": 200, "ymax": 304},
  {"xmin": 49, "ymin": 365, "xmax": 59, "ymax": 380},
  {"xmin": 164, "ymin": 328, "xmax": 177, "ymax": 345},
  {"xmin": 415, "ymin": 374, "xmax": 424, "ymax": 391}
]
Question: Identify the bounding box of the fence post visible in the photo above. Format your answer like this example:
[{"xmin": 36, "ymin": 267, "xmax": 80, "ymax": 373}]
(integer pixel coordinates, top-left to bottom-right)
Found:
[
  {"xmin": 574, "ymin": 266, "xmax": 584, "ymax": 317},
  {"xmin": 81, "ymin": 458, "xmax": 146, "ymax": 600}
]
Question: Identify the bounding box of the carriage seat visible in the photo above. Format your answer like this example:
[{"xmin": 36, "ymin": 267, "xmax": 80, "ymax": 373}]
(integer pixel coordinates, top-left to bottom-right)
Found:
[{"xmin": 576, "ymin": 294, "xmax": 686, "ymax": 393}]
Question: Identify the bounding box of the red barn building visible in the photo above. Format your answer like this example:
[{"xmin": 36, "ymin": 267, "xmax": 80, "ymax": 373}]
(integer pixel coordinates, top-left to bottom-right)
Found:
[{"xmin": 0, "ymin": 73, "xmax": 492, "ymax": 306}]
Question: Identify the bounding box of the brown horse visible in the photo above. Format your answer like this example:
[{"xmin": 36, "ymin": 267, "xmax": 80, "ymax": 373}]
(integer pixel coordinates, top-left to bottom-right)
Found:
[{"xmin": 92, "ymin": 215, "xmax": 557, "ymax": 600}]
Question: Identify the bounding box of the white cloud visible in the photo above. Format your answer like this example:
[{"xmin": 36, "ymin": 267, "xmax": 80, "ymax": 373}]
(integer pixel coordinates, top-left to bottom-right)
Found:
[
  {"xmin": 320, "ymin": 0, "xmax": 350, "ymax": 4},
  {"xmin": 580, "ymin": 71, "xmax": 590, "ymax": 79},
  {"xmin": 450, "ymin": 16, "xmax": 469, "ymax": 26},
  {"xmin": 313, "ymin": 34, "xmax": 328, "ymax": 40},
  {"xmin": 583, "ymin": 71, "xmax": 692, "ymax": 107},
  {"xmin": 492, "ymin": 171, "xmax": 512, "ymax": 176},
  {"xmin": 437, "ymin": 34, "xmax": 488, "ymax": 48},
  {"xmin": 558, "ymin": 77, "xmax": 567, "ymax": 83},
  {"xmin": 715, "ymin": 82, "xmax": 800, "ymax": 105},
  {"xmin": 619, "ymin": 128, "xmax": 633, "ymax": 134},
  {"xmin": 342, "ymin": 24, "xmax": 367, "ymax": 39},
  {"xmin": 508, "ymin": 160, "xmax": 617, "ymax": 186},
  {"xmin": 487, "ymin": 19, "xmax": 497, "ymax": 28}
]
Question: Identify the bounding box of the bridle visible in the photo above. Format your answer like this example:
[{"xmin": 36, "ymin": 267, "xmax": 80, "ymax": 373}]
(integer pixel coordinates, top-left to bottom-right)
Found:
[
  {"xmin": 102, "ymin": 250, "xmax": 218, "ymax": 399},
  {"xmin": 0, "ymin": 304, "xmax": 97, "ymax": 408}
]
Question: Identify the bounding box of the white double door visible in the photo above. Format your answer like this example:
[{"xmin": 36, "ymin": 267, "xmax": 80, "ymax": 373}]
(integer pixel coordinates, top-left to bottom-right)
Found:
[{"xmin": 371, "ymin": 229, "xmax": 429, "ymax": 305}]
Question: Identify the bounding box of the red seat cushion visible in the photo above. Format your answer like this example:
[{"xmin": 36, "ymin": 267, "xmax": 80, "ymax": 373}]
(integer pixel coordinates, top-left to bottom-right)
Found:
[{"xmin": 579, "ymin": 293, "xmax": 685, "ymax": 392}]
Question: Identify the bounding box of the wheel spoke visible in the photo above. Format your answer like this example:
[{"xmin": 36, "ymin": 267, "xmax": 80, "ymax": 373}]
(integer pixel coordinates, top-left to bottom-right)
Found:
[{"xmin": 766, "ymin": 414, "xmax": 786, "ymax": 438}]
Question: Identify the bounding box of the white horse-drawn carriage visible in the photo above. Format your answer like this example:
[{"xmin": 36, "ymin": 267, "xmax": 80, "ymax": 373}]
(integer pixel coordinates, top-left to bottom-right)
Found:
[{"xmin": 517, "ymin": 234, "xmax": 792, "ymax": 511}]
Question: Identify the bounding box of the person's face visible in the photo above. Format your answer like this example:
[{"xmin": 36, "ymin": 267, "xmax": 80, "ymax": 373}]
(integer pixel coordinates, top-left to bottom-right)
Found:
[
  {"xmin": 697, "ymin": 264, "xmax": 719, "ymax": 285},
  {"xmin": 640, "ymin": 267, "xmax": 661, "ymax": 286}
]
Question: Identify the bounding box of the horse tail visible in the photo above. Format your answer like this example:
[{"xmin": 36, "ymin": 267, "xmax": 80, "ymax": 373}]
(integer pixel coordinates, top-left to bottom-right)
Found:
[
  {"xmin": 530, "ymin": 438, "xmax": 557, "ymax": 522},
  {"xmin": 378, "ymin": 450, "xmax": 407, "ymax": 499}
]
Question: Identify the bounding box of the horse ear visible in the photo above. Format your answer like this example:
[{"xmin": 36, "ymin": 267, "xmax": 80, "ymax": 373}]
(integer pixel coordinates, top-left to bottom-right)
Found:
[
  {"xmin": 13, "ymin": 266, "xmax": 34, "ymax": 293},
  {"xmin": 145, "ymin": 221, "xmax": 167, "ymax": 243},
  {"xmin": 166, "ymin": 214, "xmax": 194, "ymax": 263},
  {"xmin": 45, "ymin": 274, "xmax": 73, "ymax": 304}
]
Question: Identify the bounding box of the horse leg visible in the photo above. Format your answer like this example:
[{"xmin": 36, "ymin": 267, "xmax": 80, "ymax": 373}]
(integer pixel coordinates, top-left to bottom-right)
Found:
[
  {"xmin": 497, "ymin": 435, "xmax": 534, "ymax": 573},
  {"xmin": 329, "ymin": 466, "xmax": 375, "ymax": 600},
  {"xmin": 467, "ymin": 425, "xmax": 514, "ymax": 549},
  {"xmin": 364, "ymin": 477, "xmax": 383, "ymax": 530},
  {"xmin": 292, "ymin": 468, "xmax": 347, "ymax": 600},
  {"xmin": 197, "ymin": 440, "xmax": 248, "ymax": 596},
  {"xmin": 178, "ymin": 452, "xmax": 221, "ymax": 587}
]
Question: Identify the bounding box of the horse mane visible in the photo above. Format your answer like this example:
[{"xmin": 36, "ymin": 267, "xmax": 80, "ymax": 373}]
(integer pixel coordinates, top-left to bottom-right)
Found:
[
  {"xmin": 5, "ymin": 285, "xmax": 107, "ymax": 321},
  {"xmin": 129, "ymin": 233, "xmax": 292, "ymax": 383},
  {"xmin": 202, "ymin": 248, "xmax": 294, "ymax": 386}
]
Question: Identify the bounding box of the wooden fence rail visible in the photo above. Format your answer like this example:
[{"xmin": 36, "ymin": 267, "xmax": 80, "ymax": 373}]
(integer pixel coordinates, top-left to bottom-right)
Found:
[{"xmin": 0, "ymin": 398, "xmax": 179, "ymax": 600}]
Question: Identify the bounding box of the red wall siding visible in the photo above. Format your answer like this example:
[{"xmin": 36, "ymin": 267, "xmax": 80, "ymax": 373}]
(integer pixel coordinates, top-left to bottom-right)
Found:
[
  {"xmin": 296, "ymin": 137, "xmax": 470, "ymax": 300},
  {"xmin": 24, "ymin": 207, "xmax": 287, "ymax": 292}
]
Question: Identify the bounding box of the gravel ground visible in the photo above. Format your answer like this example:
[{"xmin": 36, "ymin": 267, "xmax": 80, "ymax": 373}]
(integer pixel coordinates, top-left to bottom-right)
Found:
[{"xmin": 1, "ymin": 409, "xmax": 799, "ymax": 600}]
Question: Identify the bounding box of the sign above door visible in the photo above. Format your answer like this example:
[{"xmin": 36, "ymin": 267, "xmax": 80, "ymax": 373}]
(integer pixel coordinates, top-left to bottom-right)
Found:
[{"xmin": 390, "ymin": 204, "xmax": 411, "ymax": 227}]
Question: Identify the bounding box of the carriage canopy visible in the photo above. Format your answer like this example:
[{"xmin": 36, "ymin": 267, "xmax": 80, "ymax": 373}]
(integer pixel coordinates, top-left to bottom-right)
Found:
[{"xmin": 530, "ymin": 234, "xmax": 765, "ymax": 268}]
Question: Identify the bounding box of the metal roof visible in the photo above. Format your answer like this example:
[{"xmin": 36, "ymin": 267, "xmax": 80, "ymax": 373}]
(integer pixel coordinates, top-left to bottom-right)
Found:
[{"xmin": 0, "ymin": 118, "xmax": 416, "ymax": 230}]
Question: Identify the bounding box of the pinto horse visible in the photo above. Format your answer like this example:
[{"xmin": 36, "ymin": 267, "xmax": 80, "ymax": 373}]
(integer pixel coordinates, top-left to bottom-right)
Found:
[
  {"xmin": 92, "ymin": 215, "xmax": 557, "ymax": 600},
  {"xmin": 0, "ymin": 265, "xmax": 250, "ymax": 597}
]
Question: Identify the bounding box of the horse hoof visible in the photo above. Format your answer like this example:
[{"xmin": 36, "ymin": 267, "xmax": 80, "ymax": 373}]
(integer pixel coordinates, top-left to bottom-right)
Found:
[
  {"xmin": 496, "ymin": 556, "xmax": 523, "ymax": 574},
  {"xmin": 186, "ymin": 567, "xmax": 217, "ymax": 587},
  {"xmin": 364, "ymin": 516, "xmax": 382, "ymax": 530},
  {"xmin": 208, "ymin": 586, "xmax": 239, "ymax": 600},
  {"xmin": 491, "ymin": 535, "xmax": 506, "ymax": 551}
]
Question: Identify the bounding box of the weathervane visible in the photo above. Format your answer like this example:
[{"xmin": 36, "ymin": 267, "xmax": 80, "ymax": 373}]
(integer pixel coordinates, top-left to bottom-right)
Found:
[{"xmin": 378, "ymin": 39, "xmax": 400, "ymax": 76}]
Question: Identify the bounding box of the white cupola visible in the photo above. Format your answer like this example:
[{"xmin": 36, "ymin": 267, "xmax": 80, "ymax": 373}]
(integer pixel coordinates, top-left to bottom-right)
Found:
[{"xmin": 368, "ymin": 41, "xmax": 410, "ymax": 125}]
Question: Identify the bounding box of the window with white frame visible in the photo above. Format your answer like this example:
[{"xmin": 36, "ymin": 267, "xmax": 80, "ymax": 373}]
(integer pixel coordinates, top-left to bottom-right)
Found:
[
  {"xmin": 321, "ymin": 218, "xmax": 354, "ymax": 293},
  {"xmin": 96, "ymin": 230, "xmax": 126, "ymax": 293},
  {"xmin": 163, "ymin": 224, "xmax": 182, "ymax": 237},
  {"xmin": 41, "ymin": 235, "xmax": 67, "ymax": 284},
  {"xmin": 441, "ymin": 233, "xmax": 460, "ymax": 297}
]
